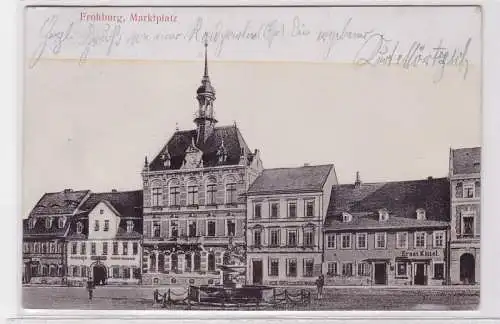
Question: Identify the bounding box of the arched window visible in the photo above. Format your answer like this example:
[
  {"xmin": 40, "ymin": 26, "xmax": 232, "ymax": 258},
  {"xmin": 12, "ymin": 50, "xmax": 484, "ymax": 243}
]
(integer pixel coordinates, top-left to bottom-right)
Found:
[
  {"xmin": 225, "ymin": 176, "xmax": 237, "ymax": 204},
  {"xmin": 187, "ymin": 178, "xmax": 199, "ymax": 206},
  {"xmin": 169, "ymin": 179, "xmax": 180, "ymax": 206},
  {"xmin": 151, "ymin": 181, "xmax": 163, "ymax": 207},
  {"xmin": 206, "ymin": 177, "xmax": 217, "ymax": 205},
  {"xmin": 149, "ymin": 254, "xmax": 156, "ymax": 272},
  {"xmin": 76, "ymin": 222, "xmax": 83, "ymax": 234},
  {"xmin": 194, "ymin": 252, "xmax": 201, "ymax": 271},
  {"xmin": 208, "ymin": 253, "xmax": 216, "ymax": 271},
  {"xmin": 45, "ymin": 217, "xmax": 52, "ymax": 229}
]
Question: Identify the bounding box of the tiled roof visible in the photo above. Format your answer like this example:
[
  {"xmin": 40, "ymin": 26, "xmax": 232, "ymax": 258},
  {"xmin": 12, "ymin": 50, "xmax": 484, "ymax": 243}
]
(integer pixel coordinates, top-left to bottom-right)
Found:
[
  {"xmin": 451, "ymin": 147, "xmax": 481, "ymax": 175},
  {"xmin": 247, "ymin": 164, "xmax": 334, "ymax": 195},
  {"xmin": 325, "ymin": 177, "xmax": 450, "ymax": 230},
  {"xmin": 23, "ymin": 214, "xmax": 73, "ymax": 239},
  {"xmin": 29, "ymin": 190, "xmax": 90, "ymax": 216},
  {"xmin": 116, "ymin": 219, "xmax": 143, "ymax": 239},
  {"xmin": 149, "ymin": 125, "xmax": 254, "ymax": 171},
  {"xmin": 79, "ymin": 190, "xmax": 143, "ymax": 218}
]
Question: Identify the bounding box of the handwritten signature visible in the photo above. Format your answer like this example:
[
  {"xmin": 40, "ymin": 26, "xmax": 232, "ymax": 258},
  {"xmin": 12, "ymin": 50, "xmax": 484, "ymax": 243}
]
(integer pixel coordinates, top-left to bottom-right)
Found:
[{"xmin": 353, "ymin": 33, "xmax": 471, "ymax": 82}]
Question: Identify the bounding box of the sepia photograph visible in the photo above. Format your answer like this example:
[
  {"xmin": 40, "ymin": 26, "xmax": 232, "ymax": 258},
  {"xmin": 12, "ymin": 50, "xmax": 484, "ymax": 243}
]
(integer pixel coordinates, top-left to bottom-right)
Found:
[{"xmin": 21, "ymin": 5, "xmax": 481, "ymax": 311}]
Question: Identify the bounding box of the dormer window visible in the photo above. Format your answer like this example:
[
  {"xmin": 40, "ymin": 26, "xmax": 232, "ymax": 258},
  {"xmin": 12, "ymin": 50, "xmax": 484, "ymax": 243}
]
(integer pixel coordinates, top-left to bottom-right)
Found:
[
  {"xmin": 378, "ymin": 209, "xmax": 389, "ymax": 221},
  {"xmin": 342, "ymin": 212, "xmax": 352, "ymax": 223},
  {"xmin": 76, "ymin": 222, "xmax": 83, "ymax": 234},
  {"xmin": 126, "ymin": 221, "xmax": 134, "ymax": 233},
  {"xmin": 58, "ymin": 216, "xmax": 66, "ymax": 229},
  {"xmin": 45, "ymin": 217, "xmax": 52, "ymax": 229},
  {"xmin": 217, "ymin": 140, "xmax": 227, "ymax": 163},
  {"xmin": 416, "ymin": 208, "xmax": 426, "ymax": 220}
]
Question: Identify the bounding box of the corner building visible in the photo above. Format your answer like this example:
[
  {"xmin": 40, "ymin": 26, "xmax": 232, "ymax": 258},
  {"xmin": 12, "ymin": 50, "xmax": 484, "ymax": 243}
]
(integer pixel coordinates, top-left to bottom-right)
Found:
[
  {"xmin": 245, "ymin": 165, "xmax": 338, "ymax": 286},
  {"xmin": 449, "ymin": 147, "xmax": 480, "ymax": 285},
  {"xmin": 141, "ymin": 44, "xmax": 264, "ymax": 286},
  {"xmin": 324, "ymin": 176, "xmax": 450, "ymax": 286}
]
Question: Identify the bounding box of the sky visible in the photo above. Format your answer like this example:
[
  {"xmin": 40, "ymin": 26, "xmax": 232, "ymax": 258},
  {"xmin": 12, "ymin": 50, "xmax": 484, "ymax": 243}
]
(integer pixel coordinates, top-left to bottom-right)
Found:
[{"xmin": 22, "ymin": 58, "xmax": 481, "ymax": 218}]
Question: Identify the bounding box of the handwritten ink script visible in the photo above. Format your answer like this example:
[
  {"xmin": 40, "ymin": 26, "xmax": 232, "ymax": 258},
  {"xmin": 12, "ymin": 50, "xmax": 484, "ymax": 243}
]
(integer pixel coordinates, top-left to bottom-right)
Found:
[{"xmin": 26, "ymin": 10, "xmax": 476, "ymax": 83}]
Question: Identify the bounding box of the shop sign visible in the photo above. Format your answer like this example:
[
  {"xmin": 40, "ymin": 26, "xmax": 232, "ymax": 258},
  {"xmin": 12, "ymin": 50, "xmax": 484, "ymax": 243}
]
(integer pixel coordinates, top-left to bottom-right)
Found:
[
  {"xmin": 401, "ymin": 250, "xmax": 440, "ymax": 258},
  {"xmin": 70, "ymin": 256, "xmax": 87, "ymax": 260},
  {"xmin": 110, "ymin": 256, "xmax": 135, "ymax": 261},
  {"xmin": 91, "ymin": 256, "xmax": 107, "ymax": 261}
]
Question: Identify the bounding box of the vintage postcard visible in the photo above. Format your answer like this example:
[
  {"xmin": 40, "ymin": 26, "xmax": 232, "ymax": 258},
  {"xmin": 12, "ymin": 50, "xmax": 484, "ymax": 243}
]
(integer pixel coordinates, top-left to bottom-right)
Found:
[{"xmin": 21, "ymin": 4, "xmax": 481, "ymax": 312}]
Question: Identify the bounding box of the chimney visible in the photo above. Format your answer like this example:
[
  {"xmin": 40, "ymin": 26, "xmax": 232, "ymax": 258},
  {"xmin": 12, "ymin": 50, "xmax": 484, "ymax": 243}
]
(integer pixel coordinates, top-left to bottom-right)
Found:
[
  {"xmin": 63, "ymin": 189, "xmax": 73, "ymax": 193},
  {"xmin": 354, "ymin": 171, "xmax": 361, "ymax": 187},
  {"xmin": 111, "ymin": 189, "xmax": 118, "ymax": 193},
  {"xmin": 303, "ymin": 163, "xmax": 310, "ymax": 167},
  {"xmin": 427, "ymin": 176, "xmax": 433, "ymax": 180}
]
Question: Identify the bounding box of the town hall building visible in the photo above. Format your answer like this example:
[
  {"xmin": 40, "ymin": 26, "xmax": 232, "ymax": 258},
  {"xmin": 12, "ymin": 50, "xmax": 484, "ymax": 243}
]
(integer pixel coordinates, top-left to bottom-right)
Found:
[{"xmin": 140, "ymin": 43, "xmax": 264, "ymax": 286}]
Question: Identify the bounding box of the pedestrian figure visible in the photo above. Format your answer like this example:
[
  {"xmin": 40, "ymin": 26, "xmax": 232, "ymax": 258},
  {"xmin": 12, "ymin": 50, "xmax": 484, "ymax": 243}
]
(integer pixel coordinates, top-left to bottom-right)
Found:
[
  {"xmin": 86, "ymin": 278, "xmax": 94, "ymax": 300},
  {"xmin": 316, "ymin": 274, "xmax": 325, "ymax": 300}
]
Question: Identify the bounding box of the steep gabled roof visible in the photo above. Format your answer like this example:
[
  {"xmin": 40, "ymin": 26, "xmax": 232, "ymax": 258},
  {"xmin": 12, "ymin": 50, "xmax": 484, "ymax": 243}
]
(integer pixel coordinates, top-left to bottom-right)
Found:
[
  {"xmin": 325, "ymin": 177, "xmax": 450, "ymax": 230},
  {"xmin": 79, "ymin": 190, "xmax": 143, "ymax": 219},
  {"xmin": 148, "ymin": 125, "xmax": 254, "ymax": 171},
  {"xmin": 451, "ymin": 147, "xmax": 481, "ymax": 175},
  {"xmin": 247, "ymin": 164, "xmax": 334, "ymax": 195},
  {"xmin": 29, "ymin": 190, "xmax": 90, "ymax": 216}
]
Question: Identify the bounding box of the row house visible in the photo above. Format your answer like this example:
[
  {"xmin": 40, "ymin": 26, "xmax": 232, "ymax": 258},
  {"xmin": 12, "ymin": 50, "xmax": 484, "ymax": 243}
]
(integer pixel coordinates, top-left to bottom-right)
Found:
[
  {"xmin": 140, "ymin": 43, "xmax": 263, "ymax": 286},
  {"xmin": 66, "ymin": 190, "xmax": 143, "ymax": 286},
  {"xmin": 324, "ymin": 176, "xmax": 451, "ymax": 286},
  {"xmin": 449, "ymin": 147, "xmax": 481, "ymax": 284},
  {"xmin": 22, "ymin": 189, "xmax": 91, "ymax": 284},
  {"xmin": 246, "ymin": 164, "xmax": 338, "ymax": 285}
]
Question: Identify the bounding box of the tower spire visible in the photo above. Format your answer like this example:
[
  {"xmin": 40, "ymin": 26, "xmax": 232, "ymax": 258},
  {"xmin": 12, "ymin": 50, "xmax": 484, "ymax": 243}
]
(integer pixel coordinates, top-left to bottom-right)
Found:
[{"xmin": 204, "ymin": 39, "xmax": 209, "ymax": 78}]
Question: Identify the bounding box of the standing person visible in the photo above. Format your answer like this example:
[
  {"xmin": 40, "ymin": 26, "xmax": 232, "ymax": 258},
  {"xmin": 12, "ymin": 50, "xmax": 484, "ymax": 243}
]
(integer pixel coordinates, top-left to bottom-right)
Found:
[
  {"xmin": 86, "ymin": 278, "xmax": 94, "ymax": 301},
  {"xmin": 316, "ymin": 274, "xmax": 325, "ymax": 300}
]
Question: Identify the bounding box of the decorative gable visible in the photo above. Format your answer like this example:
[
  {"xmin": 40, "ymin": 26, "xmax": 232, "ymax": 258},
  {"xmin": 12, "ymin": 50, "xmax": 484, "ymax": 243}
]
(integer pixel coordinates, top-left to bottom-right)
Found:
[{"xmin": 182, "ymin": 138, "xmax": 203, "ymax": 169}]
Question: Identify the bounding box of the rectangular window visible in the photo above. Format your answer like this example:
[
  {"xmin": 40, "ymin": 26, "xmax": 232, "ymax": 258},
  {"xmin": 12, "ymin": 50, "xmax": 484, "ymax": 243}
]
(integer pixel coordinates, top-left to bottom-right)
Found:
[
  {"xmin": 207, "ymin": 221, "xmax": 216, "ymax": 237},
  {"xmin": 288, "ymin": 201, "xmax": 297, "ymax": 218},
  {"xmin": 170, "ymin": 220, "xmax": 178, "ymax": 238},
  {"xmin": 113, "ymin": 242, "xmax": 118, "ymax": 255},
  {"xmin": 270, "ymin": 229, "xmax": 280, "ymax": 247},
  {"xmin": 188, "ymin": 221, "xmax": 197, "ymax": 237},
  {"xmin": 91, "ymin": 243, "xmax": 96, "ymax": 255},
  {"xmin": 415, "ymin": 232, "xmax": 426, "ymax": 248},
  {"xmin": 356, "ymin": 233, "xmax": 367, "ymax": 249},
  {"xmin": 126, "ymin": 221, "xmax": 134, "ymax": 233},
  {"xmin": 170, "ymin": 186, "xmax": 180, "ymax": 206},
  {"xmin": 375, "ymin": 232, "xmax": 387, "ymax": 249},
  {"xmin": 94, "ymin": 220, "xmax": 99, "ymax": 232},
  {"xmin": 269, "ymin": 259, "xmax": 279, "ymax": 276},
  {"xmin": 463, "ymin": 216, "xmax": 474, "ymax": 236},
  {"xmin": 303, "ymin": 259, "xmax": 314, "ymax": 277},
  {"xmin": 357, "ymin": 262, "xmax": 369, "ymax": 276},
  {"xmin": 80, "ymin": 242, "xmax": 86, "ymax": 255},
  {"xmin": 112, "ymin": 266, "xmax": 119, "ymax": 278},
  {"xmin": 327, "ymin": 262, "xmax": 337, "ymax": 276},
  {"xmin": 102, "ymin": 242, "xmax": 108, "ymax": 255},
  {"xmin": 206, "ymin": 184, "xmax": 217, "ymax": 205},
  {"xmin": 152, "ymin": 187, "xmax": 162, "ymax": 206},
  {"xmin": 433, "ymin": 262, "xmax": 445, "ymax": 280},
  {"xmin": 227, "ymin": 220, "xmax": 235, "ymax": 237},
  {"xmin": 122, "ymin": 242, "xmax": 128, "ymax": 255},
  {"xmin": 341, "ymin": 233, "xmax": 352, "ymax": 249},
  {"xmin": 187, "ymin": 185, "xmax": 198, "ymax": 206},
  {"xmin": 254, "ymin": 203, "xmax": 262, "ymax": 219},
  {"xmin": 153, "ymin": 221, "xmax": 161, "ymax": 238},
  {"xmin": 270, "ymin": 202, "xmax": 279, "ymax": 218},
  {"xmin": 464, "ymin": 183, "xmax": 474, "ymax": 198},
  {"xmin": 305, "ymin": 200, "xmax": 314, "ymax": 217},
  {"xmin": 287, "ymin": 230, "xmax": 298, "ymax": 247},
  {"xmin": 327, "ymin": 234, "xmax": 336, "ymax": 248},
  {"xmin": 433, "ymin": 231, "xmax": 445, "ymax": 248},
  {"xmin": 396, "ymin": 232, "xmax": 408, "ymax": 249},
  {"xmin": 304, "ymin": 230, "xmax": 314, "ymax": 247},
  {"xmin": 71, "ymin": 242, "xmax": 77, "ymax": 255},
  {"xmin": 254, "ymin": 231, "xmax": 262, "ymax": 247},
  {"xmin": 225, "ymin": 183, "xmax": 237, "ymax": 204},
  {"xmin": 286, "ymin": 259, "xmax": 297, "ymax": 277},
  {"xmin": 133, "ymin": 242, "xmax": 138, "ymax": 255},
  {"xmin": 342, "ymin": 262, "xmax": 353, "ymax": 276},
  {"xmin": 104, "ymin": 220, "xmax": 109, "ymax": 232},
  {"xmin": 396, "ymin": 262, "xmax": 407, "ymax": 277}
]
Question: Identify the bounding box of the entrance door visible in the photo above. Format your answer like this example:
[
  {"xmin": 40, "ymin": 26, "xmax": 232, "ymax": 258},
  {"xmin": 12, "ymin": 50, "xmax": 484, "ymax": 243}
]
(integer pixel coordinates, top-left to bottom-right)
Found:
[
  {"xmin": 252, "ymin": 260, "xmax": 263, "ymax": 285},
  {"xmin": 374, "ymin": 263, "xmax": 387, "ymax": 285},
  {"xmin": 93, "ymin": 265, "xmax": 107, "ymax": 286},
  {"xmin": 460, "ymin": 253, "xmax": 475, "ymax": 284},
  {"xmin": 414, "ymin": 263, "xmax": 427, "ymax": 285}
]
